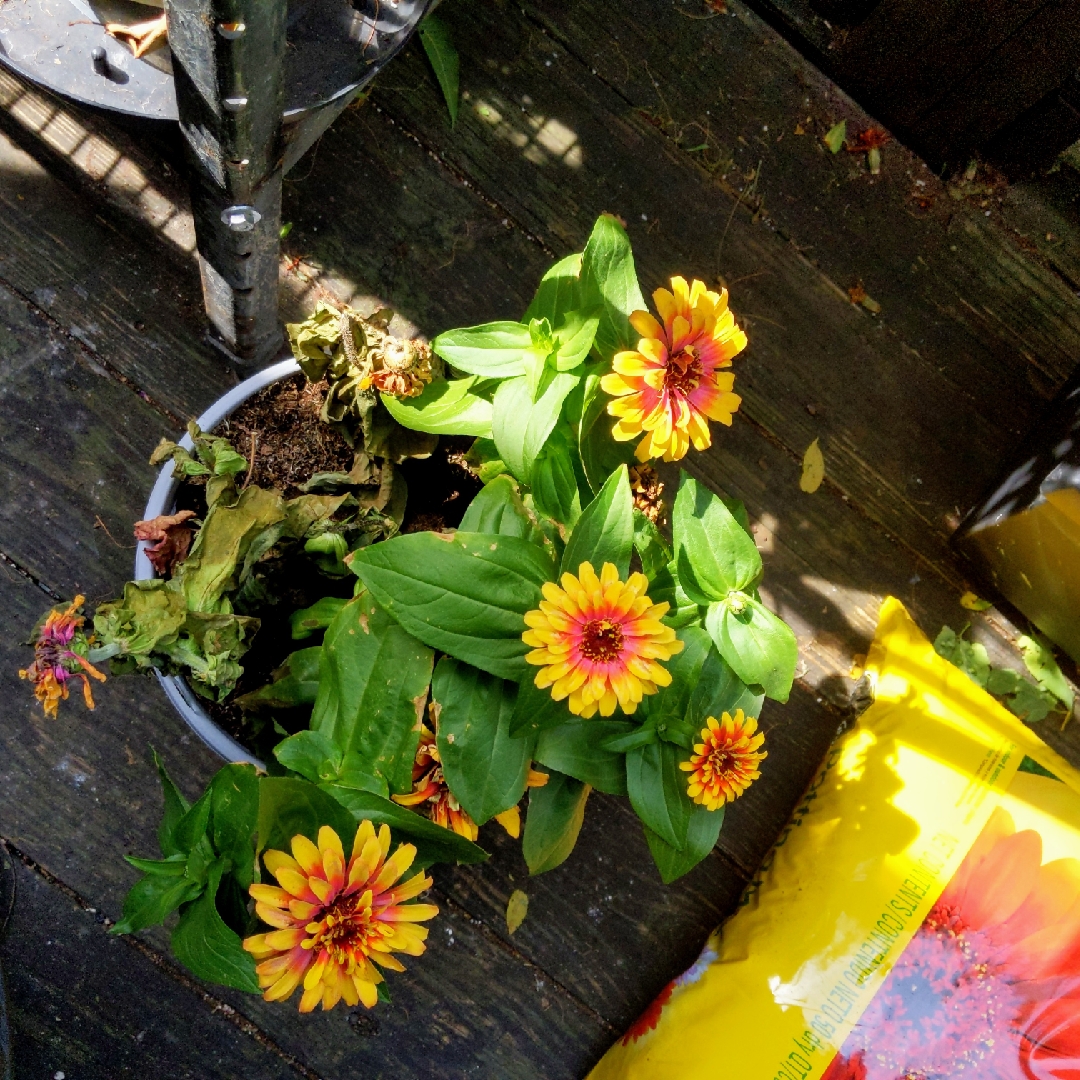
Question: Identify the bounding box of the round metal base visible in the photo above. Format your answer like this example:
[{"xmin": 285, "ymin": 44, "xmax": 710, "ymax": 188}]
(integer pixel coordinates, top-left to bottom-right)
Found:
[{"xmin": 0, "ymin": 0, "xmax": 430, "ymax": 121}]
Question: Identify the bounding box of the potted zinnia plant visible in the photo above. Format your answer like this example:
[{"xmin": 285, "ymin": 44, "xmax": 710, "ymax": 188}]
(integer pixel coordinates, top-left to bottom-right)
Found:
[{"xmin": 18, "ymin": 214, "xmax": 798, "ymax": 1014}]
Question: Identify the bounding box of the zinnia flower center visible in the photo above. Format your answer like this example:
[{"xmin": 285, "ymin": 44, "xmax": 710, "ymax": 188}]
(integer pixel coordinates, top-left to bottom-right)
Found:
[
  {"xmin": 580, "ymin": 618, "xmax": 624, "ymax": 662},
  {"xmin": 707, "ymin": 748, "xmax": 735, "ymax": 774},
  {"xmin": 309, "ymin": 892, "xmax": 375, "ymax": 961},
  {"xmin": 664, "ymin": 349, "xmax": 703, "ymax": 395}
]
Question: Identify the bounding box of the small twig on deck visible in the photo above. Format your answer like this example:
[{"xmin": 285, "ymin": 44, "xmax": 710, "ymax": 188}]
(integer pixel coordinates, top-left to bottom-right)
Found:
[
  {"xmin": 94, "ymin": 515, "xmax": 134, "ymax": 549},
  {"xmin": 726, "ymin": 269, "xmax": 770, "ymax": 287},
  {"xmin": 240, "ymin": 431, "xmax": 259, "ymax": 491},
  {"xmin": 717, "ymin": 158, "xmax": 763, "ymax": 267}
]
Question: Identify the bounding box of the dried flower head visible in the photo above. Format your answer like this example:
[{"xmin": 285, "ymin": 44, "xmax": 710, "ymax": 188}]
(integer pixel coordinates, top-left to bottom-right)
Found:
[
  {"xmin": 243, "ymin": 821, "xmax": 438, "ymax": 1013},
  {"xmin": 629, "ymin": 464, "xmax": 665, "ymax": 523},
  {"xmin": 523, "ymin": 561, "xmax": 683, "ymax": 718},
  {"xmin": 134, "ymin": 510, "xmax": 196, "ymax": 576},
  {"xmin": 19, "ymin": 595, "xmax": 106, "ymax": 718},
  {"xmin": 601, "ymin": 277, "xmax": 746, "ymax": 462}
]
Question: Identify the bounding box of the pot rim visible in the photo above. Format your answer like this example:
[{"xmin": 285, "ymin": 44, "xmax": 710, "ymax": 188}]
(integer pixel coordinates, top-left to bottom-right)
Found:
[{"xmin": 135, "ymin": 357, "xmax": 302, "ymax": 769}]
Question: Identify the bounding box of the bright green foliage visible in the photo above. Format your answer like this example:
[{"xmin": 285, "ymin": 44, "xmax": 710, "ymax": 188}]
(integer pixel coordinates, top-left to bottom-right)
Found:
[
  {"xmin": 559, "ymin": 465, "xmax": 633, "ymax": 577},
  {"xmin": 934, "ymin": 625, "xmax": 1065, "ymax": 723},
  {"xmin": 310, "ymin": 594, "xmax": 433, "ymax": 795},
  {"xmin": 410, "ymin": 215, "xmax": 646, "ymax": 504},
  {"xmin": 522, "ymin": 770, "xmax": 590, "ymax": 874},
  {"xmin": 348, "ymin": 531, "xmax": 552, "ymax": 681},
  {"xmin": 1019, "ymin": 633, "xmax": 1075, "ymax": 711},
  {"xmin": 432, "ymin": 659, "xmax": 533, "ymax": 825},
  {"xmin": 350, "ymin": 467, "xmax": 798, "ymax": 882}
]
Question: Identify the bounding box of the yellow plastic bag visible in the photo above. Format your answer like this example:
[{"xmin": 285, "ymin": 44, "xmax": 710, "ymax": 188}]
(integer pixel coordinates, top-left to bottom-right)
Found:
[{"xmin": 589, "ymin": 597, "xmax": 1080, "ymax": 1080}]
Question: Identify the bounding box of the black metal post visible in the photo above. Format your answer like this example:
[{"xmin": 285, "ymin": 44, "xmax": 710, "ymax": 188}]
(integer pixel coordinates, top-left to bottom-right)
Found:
[{"xmin": 165, "ymin": 0, "xmax": 287, "ymax": 365}]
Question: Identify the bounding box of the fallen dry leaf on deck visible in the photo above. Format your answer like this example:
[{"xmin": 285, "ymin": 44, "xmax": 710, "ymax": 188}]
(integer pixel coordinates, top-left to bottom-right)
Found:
[
  {"xmin": 845, "ymin": 127, "xmax": 890, "ymax": 153},
  {"xmin": 847, "ymin": 282, "xmax": 882, "ymax": 314},
  {"xmin": 105, "ymin": 14, "xmax": 168, "ymax": 58},
  {"xmin": 960, "ymin": 591, "xmax": 992, "ymax": 612},
  {"xmin": 506, "ymin": 889, "xmax": 528, "ymax": 934},
  {"xmin": 800, "ymin": 438, "xmax": 825, "ymax": 493}
]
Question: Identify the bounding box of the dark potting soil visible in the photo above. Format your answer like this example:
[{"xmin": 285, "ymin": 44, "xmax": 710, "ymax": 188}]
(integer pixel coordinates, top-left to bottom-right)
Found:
[
  {"xmin": 219, "ymin": 375, "xmax": 354, "ymax": 498},
  {"xmin": 171, "ymin": 374, "xmax": 483, "ymax": 756}
]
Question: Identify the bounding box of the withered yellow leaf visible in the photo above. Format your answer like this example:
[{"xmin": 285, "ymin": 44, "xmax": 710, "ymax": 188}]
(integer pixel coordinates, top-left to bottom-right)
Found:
[
  {"xmin": 959, "ymin": 591, "xmax": 992, "ymax": 612},
  {"xmin": 506, "ymin": 889, "xmax": 528, "ymax": 934},
  {"xmin": 800, "ymin": 438, "xmax": 825, "ymax": 493}
]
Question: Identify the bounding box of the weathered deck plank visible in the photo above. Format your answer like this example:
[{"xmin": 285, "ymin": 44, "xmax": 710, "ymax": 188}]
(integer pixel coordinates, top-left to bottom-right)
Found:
[
  {"xmin": 0, "ymin": 122, "xmax": 234, "ymax": 422},
  {"xmin": 360, "ymin": 0, "xmax": 1080, "ymax": 574},
  {"xmin": 0, "ymin": 854, "xmax": 299, "ymax": 1080},
  {"xmin": 2, "ymin": 0, "xmax": 1080, "ymax": 1075}
]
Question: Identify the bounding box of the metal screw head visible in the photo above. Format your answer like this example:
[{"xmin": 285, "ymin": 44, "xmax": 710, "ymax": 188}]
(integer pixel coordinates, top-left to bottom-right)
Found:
[
  {"xmin": 216, "ymin": 21, "xmax": 246, "ymax": 38},
  {"xmin": 220, "ymin": 205, "xmax": 262, "ymax": 232}
]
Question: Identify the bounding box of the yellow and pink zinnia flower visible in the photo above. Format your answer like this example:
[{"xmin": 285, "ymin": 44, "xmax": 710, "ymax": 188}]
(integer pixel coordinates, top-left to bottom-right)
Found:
[
  {"xmin": 680, "ymin": 709, "xmax": 766, "ymax": 810},
  {"xmin": 601, "ymin": 276, "xmax": 747, "ymax": 463},
  {"xmin": 243, "ymin": 821, "xmax": 438, "ymax": 1013},
  {"xmin": 523, "ymin": 561, "xmax": 683, "ymax": 719}
]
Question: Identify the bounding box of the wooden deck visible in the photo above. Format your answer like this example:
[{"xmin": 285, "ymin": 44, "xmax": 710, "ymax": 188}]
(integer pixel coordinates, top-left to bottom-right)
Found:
[{"xmin": 3, "ymin": 1, "xmax": 1080, "ymax": 1076}]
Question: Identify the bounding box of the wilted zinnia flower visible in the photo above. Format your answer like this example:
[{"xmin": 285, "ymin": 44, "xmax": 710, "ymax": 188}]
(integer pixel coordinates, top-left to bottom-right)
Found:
[
  {"xmin": 393, "ymin": 712, "xmax": 548, "ymax": 839},
  {"xmin": 19, "ymin": 595, "xmax": 106, "ymax": 718},
  {"xmin": 523, "ymin": 561, "xmax": 683, "ymax": 718},
  {"xmin": 243, "ymin": 821, "xmax": 438, "ymax": 1012},
  {"xmin": 601, "ymin": 276, "xmax": 746, "ymax": 462},
  {"xmin": 680, "ymin": 710, "xmax": 766, "ymax": 809}
]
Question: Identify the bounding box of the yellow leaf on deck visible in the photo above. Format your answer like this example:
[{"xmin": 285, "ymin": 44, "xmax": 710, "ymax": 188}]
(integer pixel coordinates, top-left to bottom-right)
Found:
[
  {"xmin": 960, "ymin": 591, "xmax": 992, "ymax": 612},
  {"xmin": 506, "ymin": 889, "xmax": 528, "ymax": 934},
  {"xmin": 824, "ymin": 120, "xmax": 846, "ymax": 153},
  {"xmin": 800, "ymin": 438, "xmax": 825, "ymax": 493}
]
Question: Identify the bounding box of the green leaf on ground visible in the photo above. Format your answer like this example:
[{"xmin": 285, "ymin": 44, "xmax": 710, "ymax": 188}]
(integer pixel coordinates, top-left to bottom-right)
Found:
[
  {"xmin": 1019, "ymin": 633, "xmax": 1075, "ymax": 709},
  {"xmin": 418, "ymin": 13, "xmax": 459, "ymax": 125},
  {"xmin": 506, "ymin": 889, "xmax": 529, "ymax": 934},
  {"xmin": 934, "ymin": 626, "xmax": 990, "ymax": 688}
]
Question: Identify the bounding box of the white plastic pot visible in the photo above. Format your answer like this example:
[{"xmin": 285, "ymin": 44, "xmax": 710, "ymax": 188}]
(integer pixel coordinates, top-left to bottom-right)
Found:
[{"xmin": 135, "ymin": 358, "xmax": 302, "ymax": 768}]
